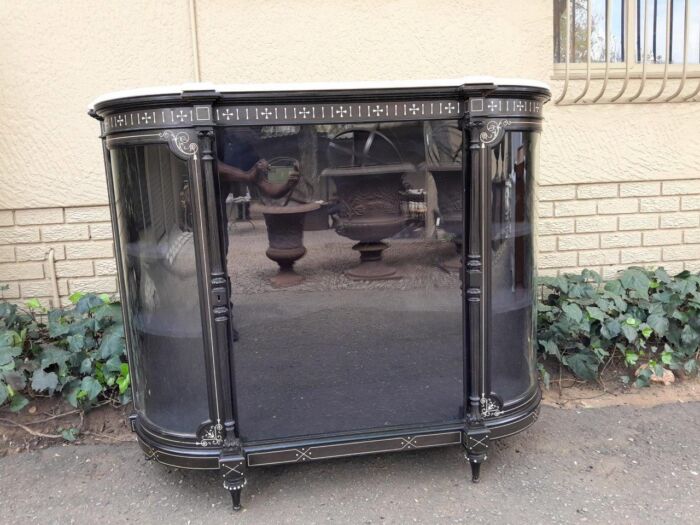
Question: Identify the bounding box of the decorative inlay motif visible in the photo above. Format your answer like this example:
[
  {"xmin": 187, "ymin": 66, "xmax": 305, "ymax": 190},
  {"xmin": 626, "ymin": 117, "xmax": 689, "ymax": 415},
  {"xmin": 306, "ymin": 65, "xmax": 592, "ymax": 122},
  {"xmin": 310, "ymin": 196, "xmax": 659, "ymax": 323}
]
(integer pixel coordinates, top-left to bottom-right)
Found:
[
  {"xmin": 479, "ymin": 120, "xmax": 512, "ymax": 145},
  {"xmin": 470, "ymin": 98, "xmax": 542, "ymax": 117},
  {"xmin": 160, "ymin": 131, "xmax": 199, "ymax": 157},
  {"xmin": 197, "ymin": 422, "xmax": 224, "ymax": 447},
  {"xmin": 101, "ymin": 97, "xmax": 543, "ymax": 134},
  {"xmin": 247, "ymin": 432, "xmax": 462, "ymax": 467},
  {"xmin": 480, "ymin": 395, "xmax": 504, "ymax": 418}
]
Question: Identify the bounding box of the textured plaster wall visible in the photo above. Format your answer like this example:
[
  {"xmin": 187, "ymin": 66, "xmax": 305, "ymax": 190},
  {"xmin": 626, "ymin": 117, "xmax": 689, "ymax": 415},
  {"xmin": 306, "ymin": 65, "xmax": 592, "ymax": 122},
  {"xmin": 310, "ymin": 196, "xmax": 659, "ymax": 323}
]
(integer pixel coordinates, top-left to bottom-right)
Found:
[{"xmin": 0, "ymin": 0, "xmax": 698, "ymax": 211}]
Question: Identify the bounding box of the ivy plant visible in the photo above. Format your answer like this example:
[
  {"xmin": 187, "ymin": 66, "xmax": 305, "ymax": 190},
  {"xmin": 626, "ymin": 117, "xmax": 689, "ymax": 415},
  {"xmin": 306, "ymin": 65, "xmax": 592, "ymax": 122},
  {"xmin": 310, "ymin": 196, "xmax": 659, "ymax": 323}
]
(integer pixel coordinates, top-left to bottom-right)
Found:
[
  {"xmin": 0, "ymin": 292, "xmax": 130, "ymax": 412},
  {"xmin": 537, "ymin": 267, "xmax": 700, "ymax": 388}
]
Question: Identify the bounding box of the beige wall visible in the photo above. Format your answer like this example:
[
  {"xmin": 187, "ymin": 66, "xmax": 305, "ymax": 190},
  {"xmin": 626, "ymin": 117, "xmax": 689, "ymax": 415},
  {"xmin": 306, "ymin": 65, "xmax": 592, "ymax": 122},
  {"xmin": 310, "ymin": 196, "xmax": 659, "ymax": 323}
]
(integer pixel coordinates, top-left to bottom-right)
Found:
[{"xmin": 0, "ymin": 0, "xmax": 698, "ymax": 304}]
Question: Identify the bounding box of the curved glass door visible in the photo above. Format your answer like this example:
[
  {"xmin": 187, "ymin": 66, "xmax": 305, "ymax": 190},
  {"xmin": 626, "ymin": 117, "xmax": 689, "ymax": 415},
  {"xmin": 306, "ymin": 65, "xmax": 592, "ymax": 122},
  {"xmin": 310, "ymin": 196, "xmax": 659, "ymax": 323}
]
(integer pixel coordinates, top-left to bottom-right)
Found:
[
  {"xmin": 488, "ymin": 131, "xmax": 539, "ymax": 403},
  {"xmin": 110, "ymin": 143, "xmax": 209, "ymax": 435}
]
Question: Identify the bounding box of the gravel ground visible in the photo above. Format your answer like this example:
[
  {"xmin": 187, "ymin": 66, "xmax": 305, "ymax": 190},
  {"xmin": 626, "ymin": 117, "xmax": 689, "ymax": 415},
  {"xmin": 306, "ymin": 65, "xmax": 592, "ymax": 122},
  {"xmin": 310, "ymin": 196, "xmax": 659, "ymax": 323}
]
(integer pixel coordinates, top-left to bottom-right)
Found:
[{"xmin": 1, "ymin": 402, "xmax": 698, "ymax": 524}]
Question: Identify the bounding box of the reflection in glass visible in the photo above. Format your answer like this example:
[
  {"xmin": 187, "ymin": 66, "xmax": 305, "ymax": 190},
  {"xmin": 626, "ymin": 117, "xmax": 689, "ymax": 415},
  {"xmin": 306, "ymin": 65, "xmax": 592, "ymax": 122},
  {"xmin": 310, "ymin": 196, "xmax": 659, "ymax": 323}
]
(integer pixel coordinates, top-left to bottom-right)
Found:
[
  {"xmin": 110, "ymin": 144, "xmax": 209, "ymax": 434},
  {"xmin": 489, "ymin": 132, "xmax": 538, "ymax": 402},
  {"xmin": 219, "ymin": 123, "xmax": 464, "ymax": 442}
]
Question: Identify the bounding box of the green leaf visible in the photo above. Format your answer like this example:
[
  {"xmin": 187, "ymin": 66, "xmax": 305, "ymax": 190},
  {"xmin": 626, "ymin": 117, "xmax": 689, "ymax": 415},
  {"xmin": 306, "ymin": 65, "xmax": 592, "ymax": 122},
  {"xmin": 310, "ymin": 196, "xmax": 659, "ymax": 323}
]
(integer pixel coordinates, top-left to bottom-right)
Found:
[
  {"xmin": 563, "ymin": 352, "xmax": 599, "ymax": 382},
  {"xmin": 25, "ymin": 298, "xmax": 42, "ymax": 310},
  {"xmin": 604, "ymin": 279, "xmax": 623, "ymax": 295},
  {"xmin": 539, "ymin": 339, "xmax": 561, "ymax": 359},
  {"xmin": 654, "ymin": 268, "xmax": 672, "ymax": 284},
  {"xmin": 80, "ymin": 376, "xmax": 102, "ymax": 401},
  {"xmin": 40, "ymin": 345, "xmax": 71, "ymax": 370},
  {"xmin": 646, "ymin": 314, "xmax": 669, "ymax": 337},
  {"xmin": 68, "ymin": 292, "xmax": 85, "ymax": 304},
  {"xmin": 684, "ymin": 359, "xmax": 698, "ymax": 375},
  {"xmin": 116, "ymin": 370, "xmax": 130, "ymax": 395},
  {"xmin": 641, "ymin": 325, "xmax": 653, "ymax": 339},
  {"xmin": 600, "ymin": 319, "xmax": 621, "ymax": 339},
  {"xmin": 10, "ymin": 394, "xmax": 29, "ymax": 412},
  {"xmin": 104, "ymin": 354, "xmax": 123, "ymax": 373},
  {"xmin": 79, "ymin": 358, "xmax": 93, "ymax": 375},
  {"xmin": 562, "ymin": 303, "xmax": 583, "ymax": 323},
  {"xmin": 661, "ymin": 352, "xmax": 673, "ymax": 365},
  {"xmin": 586, "ymin": 306, "xmax": 606, "ymax": 321},
  {"xmin": 621, "ymin": 324, "xmax": 638, "ymax": 343},
  {"xmin": 98, "ymin": 325, "xmax": 125, "ymax": 359},
  {"xmin": 67, "ymin": 334, "xmax": 86, "ymax": 353},
  {"xmin": 537, "ymin": 363, "xmax": 551, "ymax": 389},
  {"xmin": 681, "ymin": 324, "xmax": 700, "ymax": 347},
  {"xmin": 621, "ymin": 269, "xmax": 651, "ymax": 297},
  {"xmin": 99, "ymin": 293, "xmax": 111, "ymax": 304},
  {"xmin": 61, "ymin": 428, "xmax": 79, "ymax": 441},
  {"xmin": 31, "ymin": 369, "xmax": 59, "ymax": 394},
  {"xmin": 625, "ymin": 351, "xmax": 639, "ymax": 366}
]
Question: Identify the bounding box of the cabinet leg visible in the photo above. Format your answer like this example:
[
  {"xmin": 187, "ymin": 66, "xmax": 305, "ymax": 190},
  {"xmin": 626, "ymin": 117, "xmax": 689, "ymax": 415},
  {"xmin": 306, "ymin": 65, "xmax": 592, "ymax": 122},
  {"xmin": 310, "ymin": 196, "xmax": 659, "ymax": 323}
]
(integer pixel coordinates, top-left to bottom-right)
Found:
[
  {"xmin": 463, "ymin": 424, "xmax": 490, "ymax": 484},
  {"xmin": 230, "ymin": 486, "xmax": 242, "ymax": 511},
  {"xmin": 469, "ymin": 459, "xmax": 481, "ymax": 483},
  {"xmin": 223, "ymin": 475, "xmax": 246, "ymax": 512},
  {"xmin": 221, "ymin": 457, "xmax": 247, "ymax": 512}
]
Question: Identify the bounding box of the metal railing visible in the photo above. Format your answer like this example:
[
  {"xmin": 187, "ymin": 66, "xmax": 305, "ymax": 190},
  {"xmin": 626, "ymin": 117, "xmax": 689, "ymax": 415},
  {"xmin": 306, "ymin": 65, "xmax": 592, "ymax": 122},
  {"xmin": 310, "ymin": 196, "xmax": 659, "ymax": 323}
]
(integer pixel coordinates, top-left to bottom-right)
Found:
[{"xmin": 555, "ymin": 0, "xmax": 700, "ymax": 105}]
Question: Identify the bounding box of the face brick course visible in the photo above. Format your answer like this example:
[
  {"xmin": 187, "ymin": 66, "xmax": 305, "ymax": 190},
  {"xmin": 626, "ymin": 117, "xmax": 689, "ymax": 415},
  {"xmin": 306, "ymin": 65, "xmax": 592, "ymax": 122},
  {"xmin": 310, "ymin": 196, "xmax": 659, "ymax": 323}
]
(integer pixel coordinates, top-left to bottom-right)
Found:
[{"xmin": 0, "ymin": 178, "xmax": 699, "ymax": 305}]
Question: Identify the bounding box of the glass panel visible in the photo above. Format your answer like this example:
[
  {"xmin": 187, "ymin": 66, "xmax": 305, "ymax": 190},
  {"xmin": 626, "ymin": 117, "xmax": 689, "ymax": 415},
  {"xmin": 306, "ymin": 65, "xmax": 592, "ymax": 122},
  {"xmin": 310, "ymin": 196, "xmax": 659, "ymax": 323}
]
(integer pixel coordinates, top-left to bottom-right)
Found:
[
  {"xmin": 218, "ymin": 122, "xmax": 464, "ymax": 442},
  {"xmin": 554, "ymin": 0, "xmax": 625, "ymax": 63},
  {"xmin": 110, "ymin": 144, "xmax": 209, "ymax": 434},
  {"xmin": 488, "ymin": 132, "xmax": 538, "ymax": 402}
]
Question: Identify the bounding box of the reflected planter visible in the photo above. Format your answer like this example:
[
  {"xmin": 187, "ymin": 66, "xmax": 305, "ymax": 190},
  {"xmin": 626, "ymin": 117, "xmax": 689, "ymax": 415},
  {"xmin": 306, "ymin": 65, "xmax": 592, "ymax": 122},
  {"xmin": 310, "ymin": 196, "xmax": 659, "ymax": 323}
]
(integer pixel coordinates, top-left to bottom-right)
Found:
[
  {"xmin": 322, "ymin": 163, "xmax": 413, "ymax": 280},
  {"xmin": 251, "ymin": 202, "xmax": 320, "ymax": 288}
]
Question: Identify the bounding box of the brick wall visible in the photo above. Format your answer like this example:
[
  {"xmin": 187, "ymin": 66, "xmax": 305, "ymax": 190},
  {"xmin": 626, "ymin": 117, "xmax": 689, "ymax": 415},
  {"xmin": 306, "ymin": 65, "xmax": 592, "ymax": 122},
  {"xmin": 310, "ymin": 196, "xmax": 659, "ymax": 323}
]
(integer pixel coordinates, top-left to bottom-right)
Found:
[
  {"xmin": 1, "ymin": 179, "xmax": 699, "ymax": 306},
  {"xmin": 538, "ymin": 179, "xmax": 700, "ymax": 278},
  {"xmin": 0, "ymin": 206, "xmax": 117, "ymax": 308}
]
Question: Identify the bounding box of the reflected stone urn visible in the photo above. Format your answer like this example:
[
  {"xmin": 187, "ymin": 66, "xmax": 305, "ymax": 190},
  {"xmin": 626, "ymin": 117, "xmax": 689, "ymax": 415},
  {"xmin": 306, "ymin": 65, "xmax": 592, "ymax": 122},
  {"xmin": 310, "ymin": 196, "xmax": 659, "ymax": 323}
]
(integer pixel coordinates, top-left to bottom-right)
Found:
[
  {"xmin": 425, "ymin": 121, "xmax": 463, "ymax": 272},
  {"xmin": 322, "ymin": 163, "xmax": 413, "ymax": 280},
  {"xmin": 251, "ymin": 202, "xmax": 320, "ymax": 288}
]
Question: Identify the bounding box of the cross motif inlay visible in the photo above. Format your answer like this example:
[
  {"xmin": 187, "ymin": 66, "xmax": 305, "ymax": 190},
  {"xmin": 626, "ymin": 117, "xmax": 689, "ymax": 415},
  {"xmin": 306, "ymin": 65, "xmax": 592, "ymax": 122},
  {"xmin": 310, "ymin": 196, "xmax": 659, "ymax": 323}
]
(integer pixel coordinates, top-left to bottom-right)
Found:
[
  {"xmin": 488, "ymin": 101, "xmax": 499, "ymax": 111},
  {"xmin": 515, "ymin": 101, "xmax": 525, "ymax": 111},
  {"xmin": 372, "ymin": 105, "xmax": 384, "ymax": 116},
  {"xmin": 298, "ymin": 107, "xmax": 311, "ymax": 118},
  {"xmin": 335, "ymin": 107, "xmax": 348, "ymax": 117},
  {"xmin": 408, "ymin": 103, "xmax": 420, "ymax": 115},
  {"xmin": 260, "ymin": 108, "xmax": 273, "ymax": 119},
  {"xmin": 176, "ymin": 110, "xmax": 189, "ymax": 122},
  {"xmin": 141, "ymin": 113, "xmax": 152, "ymax": 123},
  {"xmin": 116, "ymin": 115, "xmax": 126, "ymax": 125},
  {"xmin": 444, "ymin": 103, "xmax": 456, "ymax": 112},
  {"xmin": 221, "ymin": 109, "xmax": 234, "ymax": 120}
]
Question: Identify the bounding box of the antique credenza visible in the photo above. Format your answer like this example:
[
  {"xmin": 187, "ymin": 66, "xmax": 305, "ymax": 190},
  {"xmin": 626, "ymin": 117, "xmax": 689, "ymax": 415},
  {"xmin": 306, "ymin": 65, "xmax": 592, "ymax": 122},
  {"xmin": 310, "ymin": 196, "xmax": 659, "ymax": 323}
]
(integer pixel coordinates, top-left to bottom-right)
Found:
[{"xmin": 90, "ymin": 77, "xmax": 550, "ymax": 510}]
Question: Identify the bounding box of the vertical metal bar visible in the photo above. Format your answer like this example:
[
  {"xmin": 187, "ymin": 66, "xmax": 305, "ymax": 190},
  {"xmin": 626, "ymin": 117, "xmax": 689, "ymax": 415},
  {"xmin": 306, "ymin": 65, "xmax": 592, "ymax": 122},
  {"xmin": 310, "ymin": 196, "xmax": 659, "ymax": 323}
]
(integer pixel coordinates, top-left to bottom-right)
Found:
[
  {"xmin": 611, "ymin": 0, "xmax": 633, "ymax": 101},
  {"xmin": 593, "ymin": 0, "xmax": 614, "ymax": 102},
  {"xmin": 648, "ymin": 0, "xmax": 672, "ymax": 99},
  {"xmin": 189, "ymin": 0, "xmax": 201, "ymax": 82},
  {"xmin": 653, "ymin": 0, "xmax": 659, "ymax": 61},
  {"xmin": 666, "ymin": 0, "xmax": 690, "ymax": 100},
  {"xmin": 573, "ymin": 0, "xmax": 594, "ymax": 103},
  {"xmin": 629, "ymin": 0, "xmax": 650, "ymax": 101},
  {"xmin": 555, "ymin": 0, "xmax": 571, "ymax": 104}
]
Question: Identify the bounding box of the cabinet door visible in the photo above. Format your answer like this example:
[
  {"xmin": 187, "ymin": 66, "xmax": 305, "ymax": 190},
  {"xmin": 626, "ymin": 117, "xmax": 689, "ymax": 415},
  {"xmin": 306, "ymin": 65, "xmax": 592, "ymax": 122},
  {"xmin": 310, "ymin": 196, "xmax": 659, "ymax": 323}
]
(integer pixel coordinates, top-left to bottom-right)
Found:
[
  {"xmin": 110, "ymin": 143, "xmax": 210, "ymax": 435},
  {"xmin": 220, "ymin": 122, "xmax": 465, "ymax": 443}
]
